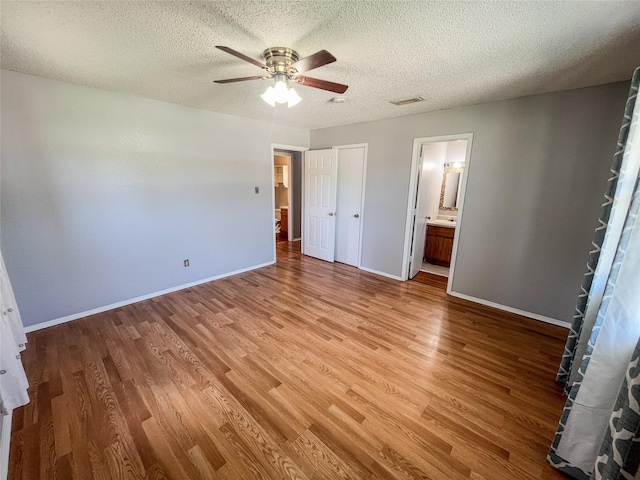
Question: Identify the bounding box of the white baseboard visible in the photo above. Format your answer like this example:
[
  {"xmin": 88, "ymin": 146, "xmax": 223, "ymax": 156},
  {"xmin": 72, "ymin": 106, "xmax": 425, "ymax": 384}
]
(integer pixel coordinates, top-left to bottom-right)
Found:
[
  {"xmin": 1, "ymin": 412, "xmax": 12, "ymax": 480},
  {"xmin": 293, "ymin": 238, "xmax": 301, "ymax": 242},
  {"xmin": 24, "ymin": 261, "xmax": 276, "ymax": 333},
  {"xmin": 358, "ymin": 265, "xmax": 404, "ymax": 281},
  {"xmin": 448, "ymin": 291, "xmax": 570, "ymax": 328}
]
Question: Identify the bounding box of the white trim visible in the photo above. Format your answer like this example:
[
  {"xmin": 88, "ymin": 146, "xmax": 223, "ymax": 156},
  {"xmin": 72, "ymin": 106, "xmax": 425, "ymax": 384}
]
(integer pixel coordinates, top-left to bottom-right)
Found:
[
  {"xmin": 358, "ymin": 265, "xmax": 404, "ymax": 281},
  {"xmin": 293, "ymin": 237, "xmax": 301, "ymax": 242},
  {"xmin": 271, "ymin": 148, "xmax": 277, "ymax": 260},
  {"xmin": 448, "ymin": 290, "xmax": 570, "ymax": 328},
  {"xmin": 287, "ymin": 155, "xmax": 293, "ymax": 241},
  {"xmin": 1, "ymin": 411, "xmax": 12, "ymax": 480},
  {"xmin": 273, "ymin": 151, "xmax": 294, "ymax": 241},
  {"xmin": 271, "ymin": 144, "xmax": 308, "ymax": 254},
  {"xmin": 401, "ymin": 133, "xmax": 474, "ymax": 289},
  {"xmin": 24, "ymin": 261, "xmax": 275, "ymax": 333},
  {"xmin": 301, "ymin": 150, "xmax": 311, "ymax": 256},
  {"xmin": 271, "ymin": 144, "xmax": 309, "ymax": 153},
  {"xmin": 332, "ymin": 143, "xmax": 369, "ymax": 270}
]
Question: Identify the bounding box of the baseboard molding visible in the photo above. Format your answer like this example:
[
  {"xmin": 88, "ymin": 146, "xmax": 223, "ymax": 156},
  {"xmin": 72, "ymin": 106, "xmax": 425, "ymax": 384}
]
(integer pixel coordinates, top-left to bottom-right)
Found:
[
  {"xmin": 358, "ymin": 265, "xmax": 404, "ymax": 281},
  {"xmin": 24, "ymin": 261, "xmax": 276, "ymax": 333},
  {"xmin": 1, "ymin": 412, "xmax": 12, "ymax": 480},
  {"xmin": 448, "ymin": 291, "xmax": 570, "ymax": 328},
  {"xmin": 292, "ymin": 238, "xmax": 301, "ymax": 242}
]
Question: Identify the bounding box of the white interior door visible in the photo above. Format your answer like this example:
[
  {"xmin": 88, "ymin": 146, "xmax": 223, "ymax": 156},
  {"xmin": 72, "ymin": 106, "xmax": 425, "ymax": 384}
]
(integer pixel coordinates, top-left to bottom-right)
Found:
[
  {"xmin": 303, "ymin": 149, "xmax": 337, "ymax": 262},
  {"xmin": 409, "ymin": 153, "xmax": 427, "ymax": 279},
  {"xmin": 335, "ymin": 147, "xmax": 365, "ymax": 267}
]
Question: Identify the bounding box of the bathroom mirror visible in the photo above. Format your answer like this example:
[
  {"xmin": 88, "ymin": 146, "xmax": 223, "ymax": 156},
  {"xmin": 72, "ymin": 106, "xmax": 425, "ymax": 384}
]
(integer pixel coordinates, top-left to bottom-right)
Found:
[{"xmin": 439, "ymin": 166, "xmax": 464, "ymax": 211}]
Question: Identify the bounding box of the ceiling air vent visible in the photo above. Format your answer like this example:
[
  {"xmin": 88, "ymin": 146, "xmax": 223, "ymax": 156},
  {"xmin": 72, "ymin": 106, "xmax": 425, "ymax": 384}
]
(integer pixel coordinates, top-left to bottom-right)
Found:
[{"xmin": 390, "ymin": 96, "xmax": 425, "ymax": 106}]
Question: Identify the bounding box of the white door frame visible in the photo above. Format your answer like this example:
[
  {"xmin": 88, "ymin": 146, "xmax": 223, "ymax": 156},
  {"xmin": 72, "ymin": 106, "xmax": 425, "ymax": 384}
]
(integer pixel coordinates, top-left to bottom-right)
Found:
[
  {"xmin": 275, "ymin": 152, "xmax": 294, "ymax": 241},
  {"xmin": 332, "ymin": 143, "xmax": 368, "ymax": 268},
  {"xmin": 287, "ymin": 156, "xmax": 293, "ymax": 241},
  {"xmin": 271, "ymin": 143, "xmax": 308, "ymax": 261},
  {"xmin": 401, "ymin": 133, "xmax": 474, "ymax": 294}
]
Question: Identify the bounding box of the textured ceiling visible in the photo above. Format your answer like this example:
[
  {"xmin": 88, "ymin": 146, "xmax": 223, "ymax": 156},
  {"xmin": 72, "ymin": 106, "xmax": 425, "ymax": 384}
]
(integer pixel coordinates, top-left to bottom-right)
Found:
[{"xmin": 2, "ymin": 1, "xmax": 640, "ymax": 130}]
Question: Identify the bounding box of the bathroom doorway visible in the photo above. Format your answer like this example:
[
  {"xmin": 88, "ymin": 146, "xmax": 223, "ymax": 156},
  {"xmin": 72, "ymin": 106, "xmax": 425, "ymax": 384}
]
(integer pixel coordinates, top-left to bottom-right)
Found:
[{"xmin": 402, "ymin": 134, "xmax": 473, "ymax": 291}]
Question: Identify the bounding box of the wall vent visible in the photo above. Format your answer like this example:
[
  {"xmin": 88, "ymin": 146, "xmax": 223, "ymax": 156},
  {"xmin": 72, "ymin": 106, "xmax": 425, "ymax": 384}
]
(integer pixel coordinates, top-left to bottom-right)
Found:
[{"xmin": 390, "ymin": 96, "xmax": 425, "ymax": 106}]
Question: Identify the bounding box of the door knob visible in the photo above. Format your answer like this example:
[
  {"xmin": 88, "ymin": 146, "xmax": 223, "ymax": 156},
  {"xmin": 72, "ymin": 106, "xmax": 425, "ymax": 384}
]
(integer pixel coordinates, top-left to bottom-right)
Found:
[
  {"xmin": 353, "ymin": 214, "xmax": 360, "ymax": 218},
  {"xmin": 328, "ymin": 212, "xmax": 335, "ymax": 216}
]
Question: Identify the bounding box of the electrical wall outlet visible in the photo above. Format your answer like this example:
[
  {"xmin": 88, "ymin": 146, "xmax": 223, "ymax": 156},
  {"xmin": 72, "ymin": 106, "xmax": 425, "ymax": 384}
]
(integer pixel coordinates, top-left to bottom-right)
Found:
[
  {"xmin": 184, "ymin": 259, "xmax": 189, "ymax": 267},
  {"xmin": 255, "ymin": 186, "xmax": 259, "ymax": 194}
]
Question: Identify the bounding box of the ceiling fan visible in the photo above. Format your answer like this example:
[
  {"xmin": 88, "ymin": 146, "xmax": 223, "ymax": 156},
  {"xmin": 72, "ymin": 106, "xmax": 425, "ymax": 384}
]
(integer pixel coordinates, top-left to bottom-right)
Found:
[{"xmin": 214, "ymin": 46, "xmax": 349, "ymax": 107}]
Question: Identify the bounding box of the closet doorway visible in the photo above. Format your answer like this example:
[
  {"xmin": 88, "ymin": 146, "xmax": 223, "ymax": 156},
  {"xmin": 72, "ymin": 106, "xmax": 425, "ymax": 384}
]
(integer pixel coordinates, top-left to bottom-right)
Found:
[{"xmin": 402, "ymin": 134, "xmax": 473, "ymax": 292}]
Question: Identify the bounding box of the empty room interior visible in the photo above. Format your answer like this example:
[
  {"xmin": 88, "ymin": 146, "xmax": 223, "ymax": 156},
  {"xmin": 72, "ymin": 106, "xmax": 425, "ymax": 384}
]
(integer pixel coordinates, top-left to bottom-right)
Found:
[{"xmin": 1, "ymin": 2, "xmax": 640, "ymax": 479}]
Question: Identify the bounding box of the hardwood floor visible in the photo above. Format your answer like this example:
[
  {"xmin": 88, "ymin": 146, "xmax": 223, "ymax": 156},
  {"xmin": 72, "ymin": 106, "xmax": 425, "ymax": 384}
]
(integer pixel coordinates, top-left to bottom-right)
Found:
[{"xmin": 9, "ymin": 241, "xmax": 569, "ymax": 479}]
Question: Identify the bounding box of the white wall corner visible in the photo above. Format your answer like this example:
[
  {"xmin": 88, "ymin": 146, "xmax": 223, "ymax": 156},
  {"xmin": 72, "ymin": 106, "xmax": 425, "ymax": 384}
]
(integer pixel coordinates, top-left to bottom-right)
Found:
[
  {"xmin": 448, "ymin": 290, "xmax": 570, "ymax": 328},
  {"xmin": 24, "ymin": 260, "xmax": 275, "ymax": 333}
]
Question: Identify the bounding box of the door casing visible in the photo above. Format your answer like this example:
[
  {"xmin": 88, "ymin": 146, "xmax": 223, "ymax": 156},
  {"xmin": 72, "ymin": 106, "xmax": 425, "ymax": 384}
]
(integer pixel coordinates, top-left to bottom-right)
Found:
[
  {"xmin": 271, "ymin": 143, "xmax": 308, "ymax": 261},
  {"xmin": 402, "ymin": 134, "xmax": 474, "ymax": 293}
]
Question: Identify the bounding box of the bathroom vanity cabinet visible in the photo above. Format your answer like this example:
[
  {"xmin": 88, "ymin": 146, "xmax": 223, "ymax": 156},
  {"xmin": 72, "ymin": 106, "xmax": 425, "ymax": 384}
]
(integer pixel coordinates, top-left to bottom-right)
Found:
[{"xmin": 424, "ymin": 225, "xmax": 454, "ymax": 266}]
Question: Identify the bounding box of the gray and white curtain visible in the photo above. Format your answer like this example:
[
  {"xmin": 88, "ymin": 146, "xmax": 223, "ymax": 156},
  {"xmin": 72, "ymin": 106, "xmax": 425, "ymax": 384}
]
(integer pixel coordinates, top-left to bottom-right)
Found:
[
  {"xmin": 0, "ymin": 251, "xmax": 29, "ymax": 415},
  {"xmin": 549, "ymin": 67, "xmax": 640, "ymax": 479}
]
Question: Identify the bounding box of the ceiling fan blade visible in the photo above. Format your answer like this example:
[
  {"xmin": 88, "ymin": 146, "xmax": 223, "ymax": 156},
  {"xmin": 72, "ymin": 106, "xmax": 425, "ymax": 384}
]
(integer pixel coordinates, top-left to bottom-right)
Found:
[
  {"xmin": 294, "ymin": 75, "xmax": 349, "ymax": 94},
  {"xmin": 216, "ymin": 46, "xmax": 267, "ymax": 69},
  {"xmin": 289, "ymin": 50, "xmax": 336, "ymax": 74},
  {"xmin": 214, "ymin": 75, "xmax": 266, "ymax": 84}
]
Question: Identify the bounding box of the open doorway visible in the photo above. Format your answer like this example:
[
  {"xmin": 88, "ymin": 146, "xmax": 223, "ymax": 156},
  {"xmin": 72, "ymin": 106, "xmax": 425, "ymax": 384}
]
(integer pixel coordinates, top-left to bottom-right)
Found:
[
  {"xmin": 274, "ymin": 153, "xmax": 292, "ymax": 243},
  {"xmin": 271, "ymin": 144, "xmax": 306, "ymax": 259},
  {"xmin": 402, "ymin": 134, "xmax": 473, "ymax": 291}
]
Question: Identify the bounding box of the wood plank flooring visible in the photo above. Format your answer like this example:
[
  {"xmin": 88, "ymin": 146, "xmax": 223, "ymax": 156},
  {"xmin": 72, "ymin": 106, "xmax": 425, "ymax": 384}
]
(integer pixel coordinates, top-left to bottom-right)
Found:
[{"xmin": 9, "ymin": 241, "xmax": 569, "ymax": 479}]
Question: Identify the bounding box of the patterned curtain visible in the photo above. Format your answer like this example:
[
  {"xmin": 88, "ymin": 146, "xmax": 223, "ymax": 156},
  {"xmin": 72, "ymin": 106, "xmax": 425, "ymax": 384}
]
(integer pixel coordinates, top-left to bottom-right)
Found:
[
  {"xmin": 594, "ymin": 338, "xmax": 640, "ymax": 479},
  {"xmin": 549, "ymin": 67, "xmax": 640, "ymax": 479},
  {"xmin": 0, "ymin": 251, "xmax": 30, "ymax": 414},
  {"xmin": 557, "ymin": 68, "xmax": 640, "ymax": 389}
]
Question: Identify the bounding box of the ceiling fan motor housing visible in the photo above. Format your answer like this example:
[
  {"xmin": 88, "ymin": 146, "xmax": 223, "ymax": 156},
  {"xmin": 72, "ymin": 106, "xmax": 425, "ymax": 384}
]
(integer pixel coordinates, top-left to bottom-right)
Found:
[{"xmin": 263, "ymin": 47, "xmax": 300, "ymax": 75}]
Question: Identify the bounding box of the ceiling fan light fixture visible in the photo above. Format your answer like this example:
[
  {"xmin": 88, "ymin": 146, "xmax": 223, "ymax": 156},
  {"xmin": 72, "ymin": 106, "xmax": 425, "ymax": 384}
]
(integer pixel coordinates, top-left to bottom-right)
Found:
[
  {"xmin": 287, "ymin": 88, "xmax": 302, "ymax": 108},
  {"xmin": 273, "ymin": 79, "xmax": 289, "ymax": 104},
  {"xmin": 261, "ymin": 74, "xmax": 302, "ymax": 108},
  {"xmin": 260, "ymin": 86, "xmax": 276, "ymax": 106}
]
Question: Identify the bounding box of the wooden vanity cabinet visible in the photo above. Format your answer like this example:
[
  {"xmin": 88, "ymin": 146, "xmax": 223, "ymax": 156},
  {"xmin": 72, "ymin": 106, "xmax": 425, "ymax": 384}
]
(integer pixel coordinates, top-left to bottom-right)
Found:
[
  {"xmin": 424, "ymin": 225, "xmax": 454, "ymax": 266},
  {"xmin": 280, "ymin": 208, "xmax": 288, "ymax": 239}
]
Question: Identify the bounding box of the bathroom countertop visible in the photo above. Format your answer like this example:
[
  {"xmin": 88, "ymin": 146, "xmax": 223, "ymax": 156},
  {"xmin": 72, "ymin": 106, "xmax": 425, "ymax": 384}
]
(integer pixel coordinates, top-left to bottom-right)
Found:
[{"xmin": 427, "ymin": 219, "xmax": 456, "ymax": 228}]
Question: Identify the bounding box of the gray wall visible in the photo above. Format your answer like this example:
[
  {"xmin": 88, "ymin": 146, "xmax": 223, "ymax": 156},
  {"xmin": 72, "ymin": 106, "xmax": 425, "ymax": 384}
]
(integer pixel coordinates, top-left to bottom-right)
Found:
[
  {"xmin": 1, "ymin": 70, "xmax": 309, "ymax": 327},
  {"xmin": 311, "ymin": 82, "xmax": 629, "ymax": 322},
  {"xmin": 274, "ymin": 186, "xmax": 288, "ymax": 209}
]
